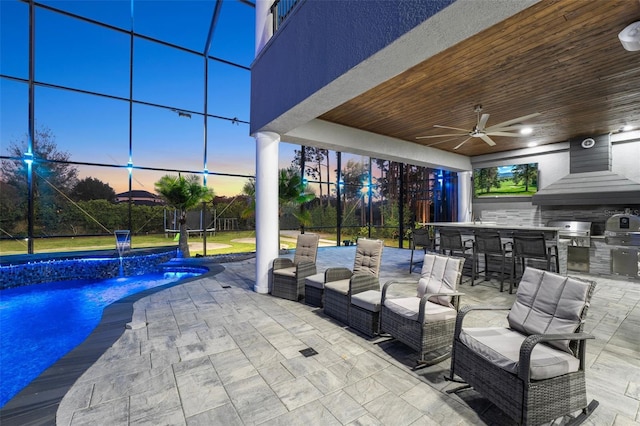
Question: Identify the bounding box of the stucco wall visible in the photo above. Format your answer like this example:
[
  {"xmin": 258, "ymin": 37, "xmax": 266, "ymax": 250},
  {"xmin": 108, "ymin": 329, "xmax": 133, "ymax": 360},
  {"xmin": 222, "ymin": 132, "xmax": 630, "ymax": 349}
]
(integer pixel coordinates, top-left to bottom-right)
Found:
[{"xmin": 251, "ymin": 0, "xmax": 453, "ymax": 134}]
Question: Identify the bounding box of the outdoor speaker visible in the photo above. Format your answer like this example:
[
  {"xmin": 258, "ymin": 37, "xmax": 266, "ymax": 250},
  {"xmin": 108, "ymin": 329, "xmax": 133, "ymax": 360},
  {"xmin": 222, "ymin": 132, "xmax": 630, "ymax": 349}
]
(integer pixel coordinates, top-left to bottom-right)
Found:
[{"xmin": 619, "ymin": 21, "xmax": 640, "ymax": 51}]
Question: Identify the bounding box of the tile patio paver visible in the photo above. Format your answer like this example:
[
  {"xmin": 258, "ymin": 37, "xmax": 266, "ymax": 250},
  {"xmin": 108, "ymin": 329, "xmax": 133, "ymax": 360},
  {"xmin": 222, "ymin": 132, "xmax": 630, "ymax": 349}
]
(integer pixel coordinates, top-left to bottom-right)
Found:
[{"xmin": 3, "ymin": 246, "xmax": 637, "ymax": 425}]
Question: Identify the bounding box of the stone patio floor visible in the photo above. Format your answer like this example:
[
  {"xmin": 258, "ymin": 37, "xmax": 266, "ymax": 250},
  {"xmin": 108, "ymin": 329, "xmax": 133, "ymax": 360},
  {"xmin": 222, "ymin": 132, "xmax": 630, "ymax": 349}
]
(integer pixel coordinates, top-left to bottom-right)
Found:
[{"xmin": 4, "ymin": 245, "xmax": 640, "ymax": 425}]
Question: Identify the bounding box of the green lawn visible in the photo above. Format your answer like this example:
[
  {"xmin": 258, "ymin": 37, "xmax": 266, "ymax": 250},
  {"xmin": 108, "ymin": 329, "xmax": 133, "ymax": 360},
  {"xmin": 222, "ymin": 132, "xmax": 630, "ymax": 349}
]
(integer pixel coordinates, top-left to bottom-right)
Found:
[
  {"xmin": 475, "ymin": 178, "xmax": 537, "ymax": 197},
  {"xmin": 0, "ymin": 231, "xmax": 408, "ymax": 257},
  {"xmin": 0, "ymin": 231, "xmax": 260, "ymax": 256}
]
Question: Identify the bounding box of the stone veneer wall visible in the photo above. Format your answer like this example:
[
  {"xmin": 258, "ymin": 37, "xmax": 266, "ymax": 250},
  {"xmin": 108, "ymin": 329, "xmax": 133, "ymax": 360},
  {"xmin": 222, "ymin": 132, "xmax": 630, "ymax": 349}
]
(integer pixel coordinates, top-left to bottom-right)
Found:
[
  {"xmin": 0, "ymin": 251, "xmax": 174, "ymax": 290},
  {"xmin": 479, "ymin": 204, "xmax": 640, "ymax": 235}
]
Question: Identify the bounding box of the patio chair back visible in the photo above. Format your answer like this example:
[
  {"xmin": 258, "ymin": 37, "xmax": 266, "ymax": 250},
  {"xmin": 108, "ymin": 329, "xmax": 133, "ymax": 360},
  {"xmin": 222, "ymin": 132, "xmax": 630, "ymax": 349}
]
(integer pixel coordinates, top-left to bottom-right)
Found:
[
  {"xmin": 352, "ymin": 238, "xmax": 384, "ymax": 276},
  {"xmin": 293, "ymin": 233, "xmax": 320, "ymax": 265}
]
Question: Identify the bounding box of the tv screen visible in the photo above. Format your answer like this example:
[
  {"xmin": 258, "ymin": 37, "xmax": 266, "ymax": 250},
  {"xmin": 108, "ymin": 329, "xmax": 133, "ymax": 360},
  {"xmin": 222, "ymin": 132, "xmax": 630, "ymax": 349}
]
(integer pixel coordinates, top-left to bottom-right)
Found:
[{"xmin": 474, "ymin": 163, "xmax": 538, "ymax": 198}]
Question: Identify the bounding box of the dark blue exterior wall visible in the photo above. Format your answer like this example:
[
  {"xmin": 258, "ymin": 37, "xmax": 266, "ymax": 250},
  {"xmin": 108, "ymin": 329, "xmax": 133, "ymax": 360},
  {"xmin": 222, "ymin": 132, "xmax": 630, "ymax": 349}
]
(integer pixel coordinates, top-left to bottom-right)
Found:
[{"xmin": 250, "ymin": 0, "xmax": 454, "ymax": 134}]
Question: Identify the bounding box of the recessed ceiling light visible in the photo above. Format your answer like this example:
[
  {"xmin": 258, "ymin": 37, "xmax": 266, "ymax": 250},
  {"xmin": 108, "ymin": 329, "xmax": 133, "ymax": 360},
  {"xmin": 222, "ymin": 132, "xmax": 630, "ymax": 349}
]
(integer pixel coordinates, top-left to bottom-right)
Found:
[
  {"xmin": 527, "ymin": 142, "xmax": 538, "ymax": 148},
  {"xmin": 520, "ymin": 127, "xmax": 533, "ymax": 135},
  {"xmin": 622, "ymin": 124, "xmax": 634, "ymax": 131}
]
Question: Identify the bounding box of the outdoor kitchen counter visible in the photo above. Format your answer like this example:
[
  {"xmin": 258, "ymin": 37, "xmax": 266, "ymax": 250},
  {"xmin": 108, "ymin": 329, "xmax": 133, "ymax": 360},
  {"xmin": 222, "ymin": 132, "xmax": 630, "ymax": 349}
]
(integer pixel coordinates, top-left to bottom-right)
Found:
[
  {"xmin": 426, "ymin": 222, "xmax": 562, "ymax": 238},
  {"xmin": 423, "ymin": 222, "xmax": 566, "ymax": 274}
]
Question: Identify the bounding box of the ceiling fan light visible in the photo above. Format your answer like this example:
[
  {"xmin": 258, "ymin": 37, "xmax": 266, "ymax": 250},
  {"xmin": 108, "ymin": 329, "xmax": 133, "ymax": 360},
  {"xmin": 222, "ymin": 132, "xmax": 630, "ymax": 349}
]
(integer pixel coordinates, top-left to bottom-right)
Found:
[{"xmin": 520, "ymin": 127, "xmax": 533, "ymax": 135}]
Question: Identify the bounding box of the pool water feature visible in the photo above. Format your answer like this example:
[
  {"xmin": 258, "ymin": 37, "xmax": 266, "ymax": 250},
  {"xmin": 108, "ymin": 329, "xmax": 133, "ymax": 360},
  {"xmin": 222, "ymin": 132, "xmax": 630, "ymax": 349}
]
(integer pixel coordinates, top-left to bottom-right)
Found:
[{"xmin": 0, "ymin": 268, "xmax": 205, "ymax": 407}]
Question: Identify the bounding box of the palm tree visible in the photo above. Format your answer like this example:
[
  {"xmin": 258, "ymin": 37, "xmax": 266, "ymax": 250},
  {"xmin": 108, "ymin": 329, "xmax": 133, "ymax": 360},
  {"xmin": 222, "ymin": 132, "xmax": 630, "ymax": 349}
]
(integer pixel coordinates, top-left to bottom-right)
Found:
[
  {"xmin": 155, "ymin": 174, "xmax": 213, "ymax": 257},
  {"xmin": 241, "ymin": 167, "xmax": 315, "ymax": 230}
]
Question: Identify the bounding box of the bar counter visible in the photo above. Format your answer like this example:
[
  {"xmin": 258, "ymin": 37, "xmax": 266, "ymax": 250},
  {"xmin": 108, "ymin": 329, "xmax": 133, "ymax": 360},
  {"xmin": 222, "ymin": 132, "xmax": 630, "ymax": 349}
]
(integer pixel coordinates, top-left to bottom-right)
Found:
[
  {"xmin": 422, "ymin": 222, "xmax": 567, "ymax": 274},
  {"xmin": 426, "ymin": 222, "xmax": 562, "ymax": 240}
]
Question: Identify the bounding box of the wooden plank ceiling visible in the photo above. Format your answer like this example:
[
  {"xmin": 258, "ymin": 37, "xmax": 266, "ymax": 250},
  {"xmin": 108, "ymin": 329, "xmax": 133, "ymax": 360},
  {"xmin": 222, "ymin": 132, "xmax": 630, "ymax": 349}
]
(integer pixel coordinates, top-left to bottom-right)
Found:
[{"xmin": 319, "ymin": 0, "xmax": 640, "ymax": 157}]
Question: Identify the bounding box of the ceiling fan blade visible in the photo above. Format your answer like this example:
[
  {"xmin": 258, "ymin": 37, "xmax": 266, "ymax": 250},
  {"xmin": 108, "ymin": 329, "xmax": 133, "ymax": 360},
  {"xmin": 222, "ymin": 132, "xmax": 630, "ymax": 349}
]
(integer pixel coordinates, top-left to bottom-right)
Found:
[
  {"xmin": 485, "ymin": 131, "xmax": 522, "ymax": 137},
  {"xmin": 424, "ymin": 137, "xmax": 464, "ymax": 147},
  {"xmin": 488, "ymin": 123, "xmax": 535, "ymax": 131},
  {"xmin": 433, "ymin": 124, "xmax": 470, "ymax": 132},
  {"xmin": 453, "ymin": 137, "xmax": 473, "ymax": 150},
  {"xmin": 416, "ymin": 133, "xmax": 467, "ymax": 139},
  {"xmin": 477, "ymin": 113, "xmax": 490, "ymax": 130},
  {"xmin": 485, "ymin": 112, "xmax": 541, "ymax": 131},
  {"xmin": 479, "ymin": 134, "xmax": 497, "ymax": 146}
]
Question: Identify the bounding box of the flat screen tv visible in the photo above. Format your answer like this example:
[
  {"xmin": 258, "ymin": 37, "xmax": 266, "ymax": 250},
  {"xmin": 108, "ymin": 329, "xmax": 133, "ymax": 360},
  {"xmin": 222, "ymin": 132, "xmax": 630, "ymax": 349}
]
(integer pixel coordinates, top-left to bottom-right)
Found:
[{"xmin": 473, "ymin": 163, "xmax": 538, "ymax": 198}]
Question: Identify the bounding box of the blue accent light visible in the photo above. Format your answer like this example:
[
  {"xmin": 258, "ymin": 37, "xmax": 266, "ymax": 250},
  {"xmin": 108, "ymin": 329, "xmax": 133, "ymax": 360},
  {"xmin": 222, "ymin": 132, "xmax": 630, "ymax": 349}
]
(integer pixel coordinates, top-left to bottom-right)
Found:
[{"xmin": 23, "ymin": 152, "xmax": 33, "ymax": 165}]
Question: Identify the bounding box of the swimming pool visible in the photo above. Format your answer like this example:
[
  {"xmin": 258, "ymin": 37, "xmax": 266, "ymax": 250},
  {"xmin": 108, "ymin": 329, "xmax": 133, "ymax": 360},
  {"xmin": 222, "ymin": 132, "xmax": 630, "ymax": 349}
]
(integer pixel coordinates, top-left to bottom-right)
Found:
[{"xmin": 0, "ymin": 268, "xmax": 205, "ymax": 407}]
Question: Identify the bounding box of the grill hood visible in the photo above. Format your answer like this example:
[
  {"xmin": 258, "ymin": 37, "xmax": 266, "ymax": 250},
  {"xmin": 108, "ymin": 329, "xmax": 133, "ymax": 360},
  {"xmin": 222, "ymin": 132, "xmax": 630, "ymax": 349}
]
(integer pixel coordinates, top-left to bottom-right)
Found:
[{"xmin": 532, "ymin": 135, "xmax": 640, "ymax": 206}]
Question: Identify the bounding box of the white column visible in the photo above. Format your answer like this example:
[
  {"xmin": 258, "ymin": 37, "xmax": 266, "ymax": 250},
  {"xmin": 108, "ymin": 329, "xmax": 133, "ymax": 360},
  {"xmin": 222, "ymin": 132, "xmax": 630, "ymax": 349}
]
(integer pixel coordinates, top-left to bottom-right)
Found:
[
  {"xmin": 254, "ymin": 131, "xmax": 280, "ymax": 294},
  {"xmin": 255, "ymin": 0, "xmax": 273, "ymax": 56},
  {"xmin": 457, "ymin": 171, "xmax": 473, "ymax": 222}
]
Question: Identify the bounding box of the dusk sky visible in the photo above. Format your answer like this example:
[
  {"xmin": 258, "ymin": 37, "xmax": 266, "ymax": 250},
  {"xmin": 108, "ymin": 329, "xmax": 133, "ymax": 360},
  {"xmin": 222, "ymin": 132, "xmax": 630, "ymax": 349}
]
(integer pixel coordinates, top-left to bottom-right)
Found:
[{"xmin": 0, "ymin": 0, "xmax": 308, "ymax": 197}]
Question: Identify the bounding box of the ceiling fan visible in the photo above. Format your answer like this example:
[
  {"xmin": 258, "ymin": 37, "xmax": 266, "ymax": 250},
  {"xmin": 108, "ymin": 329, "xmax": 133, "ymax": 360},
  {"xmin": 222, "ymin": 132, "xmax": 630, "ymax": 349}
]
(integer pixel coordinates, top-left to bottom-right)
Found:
[{"xmin": 416, "ymin": 104, "xmax": 540, "ymax": 150}]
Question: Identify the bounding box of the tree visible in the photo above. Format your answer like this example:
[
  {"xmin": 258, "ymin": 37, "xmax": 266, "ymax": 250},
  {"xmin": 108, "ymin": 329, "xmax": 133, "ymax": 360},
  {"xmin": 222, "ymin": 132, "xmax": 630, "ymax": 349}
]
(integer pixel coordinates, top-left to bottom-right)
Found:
[
  {"xmin": 0, "ymin": 126, "xmax": 79, "ymax": 235},
  {"xmin": 241, "ymin": 167, "xmax": 316, "ymax": 230},
  {"xmin": 279, "ymin": 167, "xmax": 316, "ymax": 230},
  {"xmin": 71, "ymin": 177, "xmax": 116, "ymax": 202},
  {"xmin": 474, "ymin": 167, "xmax": 500, "ymax": 195},
  {"xmin": 292, "ymin": 147, "xmax": 329, "ymax": 206},
  {"xmin": 511, "ymin": 163, "xmax": 537, "ymax": 193},
  {"xmin": 154, "ymin": 174, "xmax": 213, "ymax": 258},
  {"xmin": 1, "ymin": 126, "xmax": 78, "ymax": 194}
]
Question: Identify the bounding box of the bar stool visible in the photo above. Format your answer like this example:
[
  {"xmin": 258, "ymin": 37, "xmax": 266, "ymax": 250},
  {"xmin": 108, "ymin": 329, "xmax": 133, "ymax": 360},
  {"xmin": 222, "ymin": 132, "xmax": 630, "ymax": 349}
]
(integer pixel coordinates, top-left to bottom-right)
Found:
[
  {"xmin": 438, "ymin": 228, "xmax": 474, "ymax": 281},
  {"xmin": 511, "ymin": 232, "xmax": 559, "ymax": 294},
  {"xmin": 472, "ymin": 230, "xmax": 512, "ymax": 292},
  {"xmin": 409, "ymin": 227, "xmax": 436, "ymax": 273}
]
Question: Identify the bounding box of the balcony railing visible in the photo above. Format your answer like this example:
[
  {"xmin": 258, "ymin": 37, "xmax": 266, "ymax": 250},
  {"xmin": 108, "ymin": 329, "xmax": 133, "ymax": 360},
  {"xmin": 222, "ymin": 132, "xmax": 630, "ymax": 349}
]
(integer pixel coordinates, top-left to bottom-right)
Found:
[{"xmin": 271, "ymin": 0, "xmax": 300, "ymax": 32}]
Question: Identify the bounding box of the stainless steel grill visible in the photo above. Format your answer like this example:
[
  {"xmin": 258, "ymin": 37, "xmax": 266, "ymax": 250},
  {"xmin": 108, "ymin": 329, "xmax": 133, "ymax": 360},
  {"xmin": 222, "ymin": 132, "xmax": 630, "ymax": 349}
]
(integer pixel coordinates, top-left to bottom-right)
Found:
[
  {"xmin": 604, "ymin": 214, "xmax": 640, "ymax": 279},
  {"xmin": 605, "ymin": 214, "xmax": 640, "ymax": 246},
  {"xmin": 548, "ymin": 220, "xmax": 592, "ymax": 272},
  {"xmin": 548, "ymin": 220, "xmax": 592, "ymax": 246}
]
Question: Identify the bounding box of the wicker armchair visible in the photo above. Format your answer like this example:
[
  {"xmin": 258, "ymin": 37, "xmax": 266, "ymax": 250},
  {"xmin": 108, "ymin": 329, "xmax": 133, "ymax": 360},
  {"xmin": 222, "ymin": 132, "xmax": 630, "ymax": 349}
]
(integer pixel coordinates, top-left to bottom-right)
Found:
[
  {"xmin": 271, "ymin": 233, "xmax": 320, "ymax": 301},
  {"xmin": 380, "ymin": 253, "xmax": 464, "ymax": 365},
  {"xmin": 448, "ymin": 267, "xmax": 598, "ymax": 425},
  {"xmin": 323, "ymin": 238, "xmax": 384, "ymax": 324}
]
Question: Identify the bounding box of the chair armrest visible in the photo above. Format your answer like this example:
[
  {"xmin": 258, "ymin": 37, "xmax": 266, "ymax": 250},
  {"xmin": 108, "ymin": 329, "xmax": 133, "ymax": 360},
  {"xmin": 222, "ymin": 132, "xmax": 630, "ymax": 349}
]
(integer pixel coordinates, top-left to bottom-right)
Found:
[
  {"xmin": 273, "ymin": 258, "xmax": 294, "ymax": 270},
  {"xmin": 349, "ymin": 273, "xmax": 380, "ymax": 294},
  {"xmin": 453, "ymin": 305, "xmax": 511, "ymax": 340},
  {"xmin": 518, "ymin": 332, "xmax": 595, "ymax": 381},
  {"xmin": 381, "ymin": 278, "xmax": 418, "ymax": 302},
  {"xmin": 296, "ymin": 260, "xmax": 317, "ymax": 278},
  {"xmin": 418, "ymin": 292, "xmax": 465, "ymax": 323},
  {"xmin": 325, "ymin": 267, "xmax": 352, "ymax": 282}
]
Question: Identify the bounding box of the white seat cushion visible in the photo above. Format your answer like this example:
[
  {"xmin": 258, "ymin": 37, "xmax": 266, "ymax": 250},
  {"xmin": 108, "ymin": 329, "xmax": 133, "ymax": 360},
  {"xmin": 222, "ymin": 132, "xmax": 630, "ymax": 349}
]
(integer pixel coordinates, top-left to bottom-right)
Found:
[
  {"xmin": 351, "ymin": 290, "xmax": 381, "ymax": 312},
  {"xmin": 459, "ymin": 327, "xmax": 580, "ymax": 380},
  {"xmin": 305, "ymin": 272, "xmax": 325, "ymax": 289},
  {"xmin": 273, "ymin": 267, "xmax": 296, "ymax": 277},
  {"xmin": 384, "ymin": 297, "xmax": 457, "ymax": 323},
  {"xmin": 325, "ymin": 279, "xmax": 350, "ymax": 295}
]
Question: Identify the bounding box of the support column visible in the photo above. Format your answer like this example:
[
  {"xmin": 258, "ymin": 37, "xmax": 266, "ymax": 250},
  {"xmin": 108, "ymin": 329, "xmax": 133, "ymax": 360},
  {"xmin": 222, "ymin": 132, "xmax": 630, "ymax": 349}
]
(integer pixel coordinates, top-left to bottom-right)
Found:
[
  {"xmin": 457, "ymin": 171, "xmax": 473, "ymax": 222},
  {"xmin": 254, "ymin": 131, "xmax": 280, "ymax": 294},
  {"xmin": 255, "ymin": 0, "xmax": 273, "ymax": 56}
]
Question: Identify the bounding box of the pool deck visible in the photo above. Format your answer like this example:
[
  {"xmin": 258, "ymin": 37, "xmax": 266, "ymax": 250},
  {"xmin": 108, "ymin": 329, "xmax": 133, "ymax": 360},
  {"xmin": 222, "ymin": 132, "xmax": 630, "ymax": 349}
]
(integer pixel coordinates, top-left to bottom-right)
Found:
[{"xmin": 2, "ymin": 246, "xmax": 639, "ymax": 425}]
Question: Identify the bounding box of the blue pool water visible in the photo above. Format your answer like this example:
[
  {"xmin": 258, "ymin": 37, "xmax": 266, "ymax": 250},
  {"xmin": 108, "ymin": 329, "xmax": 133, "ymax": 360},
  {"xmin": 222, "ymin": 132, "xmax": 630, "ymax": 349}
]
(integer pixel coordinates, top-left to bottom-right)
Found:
[{"xmin": 0, "ymin": 269, "xmax": 204, "ymax": 407}]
